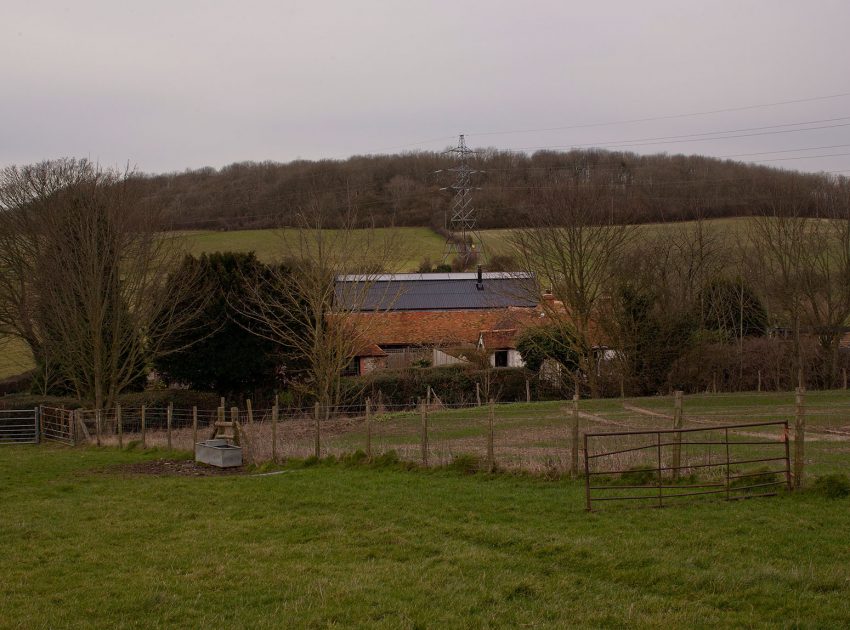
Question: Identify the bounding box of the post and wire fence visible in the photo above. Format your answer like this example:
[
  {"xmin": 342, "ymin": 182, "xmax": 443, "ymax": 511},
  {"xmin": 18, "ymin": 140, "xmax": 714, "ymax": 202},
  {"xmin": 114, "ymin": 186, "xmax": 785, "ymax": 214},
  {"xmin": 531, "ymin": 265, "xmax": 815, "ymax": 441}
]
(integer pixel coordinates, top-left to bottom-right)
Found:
[{"xmin": 13, "ymin": 388, "xmax": 823, "ymax": 506}]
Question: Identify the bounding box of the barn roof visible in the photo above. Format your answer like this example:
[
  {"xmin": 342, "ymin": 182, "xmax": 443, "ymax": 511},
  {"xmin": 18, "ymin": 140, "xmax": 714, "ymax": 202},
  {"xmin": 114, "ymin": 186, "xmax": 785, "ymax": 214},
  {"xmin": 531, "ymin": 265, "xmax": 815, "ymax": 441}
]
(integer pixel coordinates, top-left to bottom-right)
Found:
[{"xmin": 334, "ymin": 272, "xmax": 536, "ymax": 311}]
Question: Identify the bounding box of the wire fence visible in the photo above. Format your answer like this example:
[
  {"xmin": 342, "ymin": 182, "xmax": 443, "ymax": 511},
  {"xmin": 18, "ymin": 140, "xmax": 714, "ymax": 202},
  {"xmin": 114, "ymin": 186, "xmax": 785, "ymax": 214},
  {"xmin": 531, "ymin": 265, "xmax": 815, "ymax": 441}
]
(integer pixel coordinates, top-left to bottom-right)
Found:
[{"xmin": 31, "ymin": 388, "xmax": 846, "ymax": 482}]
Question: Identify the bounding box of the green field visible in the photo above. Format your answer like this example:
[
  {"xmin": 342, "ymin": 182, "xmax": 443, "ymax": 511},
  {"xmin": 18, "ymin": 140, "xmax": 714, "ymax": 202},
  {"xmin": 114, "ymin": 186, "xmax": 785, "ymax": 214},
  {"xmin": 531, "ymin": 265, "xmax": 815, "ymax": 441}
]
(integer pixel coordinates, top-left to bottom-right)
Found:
[
  {"xmin": 181, "ymin": 226, "xmax": 447, "ymax": 271},
  {"xmin": 1, "ymin": 444, "xmax": 849, "ymax": 628},
  {"xmin": 180, "ymin": 218, "xmax": 758, "ymax": 271},
  {"xmin": 0, "ymin": 335, "xmax": 33, "ymax": 379}
]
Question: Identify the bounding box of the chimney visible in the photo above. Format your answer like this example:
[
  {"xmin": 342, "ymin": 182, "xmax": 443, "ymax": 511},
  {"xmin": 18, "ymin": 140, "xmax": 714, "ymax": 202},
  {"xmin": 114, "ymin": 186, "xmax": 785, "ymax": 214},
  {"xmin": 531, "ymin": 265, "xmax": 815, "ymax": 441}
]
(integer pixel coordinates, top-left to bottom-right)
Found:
[{"xmin": 476, "ymin": 265, "xmax": 483, "ymax": 290}]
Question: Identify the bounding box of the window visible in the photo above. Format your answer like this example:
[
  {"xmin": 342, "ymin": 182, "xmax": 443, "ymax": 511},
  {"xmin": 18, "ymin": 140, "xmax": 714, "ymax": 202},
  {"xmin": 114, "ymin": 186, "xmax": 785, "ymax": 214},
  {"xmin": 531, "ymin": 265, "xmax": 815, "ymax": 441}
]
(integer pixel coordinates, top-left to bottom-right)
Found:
[{"xmin": 494, "ymin": 350, "xmax": 508, "ymax": 368}]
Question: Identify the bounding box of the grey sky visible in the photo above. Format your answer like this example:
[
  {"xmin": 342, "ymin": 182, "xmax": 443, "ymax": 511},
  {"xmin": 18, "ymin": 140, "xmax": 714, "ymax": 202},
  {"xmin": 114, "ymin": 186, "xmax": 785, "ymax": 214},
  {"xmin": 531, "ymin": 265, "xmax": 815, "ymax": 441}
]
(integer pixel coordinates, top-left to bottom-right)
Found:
[{"xmin": 2, "ymin": 1, "xmax": 849, "ymax": 175}]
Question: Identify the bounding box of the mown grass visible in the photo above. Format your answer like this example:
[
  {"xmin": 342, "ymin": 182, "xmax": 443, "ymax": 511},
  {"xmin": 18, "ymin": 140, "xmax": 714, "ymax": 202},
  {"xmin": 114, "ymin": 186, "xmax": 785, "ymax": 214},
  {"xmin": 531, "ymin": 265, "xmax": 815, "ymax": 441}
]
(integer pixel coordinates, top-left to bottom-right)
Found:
[{"xmin": 1, "ymin": 445, "xmax": 849, "ymax": 628}]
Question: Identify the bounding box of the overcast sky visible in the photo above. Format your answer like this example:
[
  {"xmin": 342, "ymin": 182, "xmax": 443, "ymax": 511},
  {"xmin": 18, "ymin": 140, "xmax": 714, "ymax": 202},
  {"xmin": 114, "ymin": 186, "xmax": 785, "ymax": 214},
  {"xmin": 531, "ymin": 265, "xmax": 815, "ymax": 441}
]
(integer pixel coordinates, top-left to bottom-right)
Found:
[{"xmin": 2, "ymin": 1, "xmax": 849, "ymax": 175}]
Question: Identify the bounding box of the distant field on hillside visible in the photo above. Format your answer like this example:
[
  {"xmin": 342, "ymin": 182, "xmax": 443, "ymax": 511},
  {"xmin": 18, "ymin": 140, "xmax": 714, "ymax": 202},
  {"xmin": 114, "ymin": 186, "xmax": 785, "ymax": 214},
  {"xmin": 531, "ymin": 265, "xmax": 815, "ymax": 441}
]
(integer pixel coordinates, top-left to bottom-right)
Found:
[
  {"xmin": 181, "ymin": 218, "xmax": 757, "ymax": 271},
  {"xmin": 181, "ymin": 227, "xmax": 447, "ymax": 270},
  {"xmin": 0, "ymin": 336, "xmax": 33, "ymax": 379}
]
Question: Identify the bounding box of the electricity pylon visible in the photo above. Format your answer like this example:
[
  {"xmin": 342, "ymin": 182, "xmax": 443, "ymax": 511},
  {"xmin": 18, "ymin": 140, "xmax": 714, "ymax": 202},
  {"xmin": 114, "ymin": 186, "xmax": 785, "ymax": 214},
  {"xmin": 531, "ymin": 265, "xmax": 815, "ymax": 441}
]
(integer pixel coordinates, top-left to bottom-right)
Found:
[{"xmin": 441, "ymin": 134, "xmax": 485, "ymax": 267}]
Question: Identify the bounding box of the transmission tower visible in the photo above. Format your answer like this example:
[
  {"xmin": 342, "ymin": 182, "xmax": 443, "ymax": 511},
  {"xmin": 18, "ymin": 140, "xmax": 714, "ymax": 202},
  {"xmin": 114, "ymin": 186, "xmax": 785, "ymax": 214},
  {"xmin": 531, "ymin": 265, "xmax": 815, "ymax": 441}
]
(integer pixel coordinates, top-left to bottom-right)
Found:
[{"xmin": 441, "ymin": 134, "xmax": 485, "ymax": 267}]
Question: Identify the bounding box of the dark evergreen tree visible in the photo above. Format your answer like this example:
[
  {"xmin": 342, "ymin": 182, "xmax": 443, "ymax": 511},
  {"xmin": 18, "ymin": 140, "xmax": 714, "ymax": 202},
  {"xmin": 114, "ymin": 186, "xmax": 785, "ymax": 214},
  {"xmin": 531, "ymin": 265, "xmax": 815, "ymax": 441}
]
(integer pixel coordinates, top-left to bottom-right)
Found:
[{"xmin": 155, "ymin": 252, "xmax": 283, "ymax": 398}]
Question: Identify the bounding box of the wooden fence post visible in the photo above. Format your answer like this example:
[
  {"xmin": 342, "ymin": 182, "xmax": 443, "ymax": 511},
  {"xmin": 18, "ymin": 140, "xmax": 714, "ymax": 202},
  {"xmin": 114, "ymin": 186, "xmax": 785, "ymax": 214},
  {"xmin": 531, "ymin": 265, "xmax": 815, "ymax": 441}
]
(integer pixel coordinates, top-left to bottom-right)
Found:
[
  {"xmin": 475, "ymin": 382, "xmax": 481, "ymax": 407},
  {"xmin": 191, "ymin": 406, "xmax": 198, "ymax": 449},
  {"xmin": 140, "ymin": 405, "xmax": 146, "ymax": 448},
  {"xmin": 672, "ymin": 390, "xmax": 683, "ymax": 481},
  {"xmin": 487, "ymin": 399, "xmax": 495, "ymax": 471},
  {"xmin": 525, "ymin": 379, "xmax": 531, "ymax": 403},
  {"xmin": 95, "ymin": 409, "xmax": 102, "ymax": 447},
  {"xmin": 69, "ymin": 410, "xmax": 77, "ymax": 446},
  {"xmin": 272, "ymin": 399, "xmax": 278, "ymax": 462},
  {"xmin": 166, "ymin": 402, "xmax": 173, "ymax": 450},
  {"xmin": 571, "ymin": 394, "xmax": 579, "ymax": 478},
  {"xmin": 757, "ymin": 370, "xmax": 762, "ymax": 393},
  {"xmin": 116, "ymin": 404, "xmax": 123, "ymax": 449},
  {"xmin": 794, "ymin": 387, "xmax": 805, "ymax": 489},
  {"xmin": 314, "ymin": 402, "xmax": 321, "ymax": 458},
  {"xmin": 365, "ymin": 397, "xmax": 372, "ymax": 459},
  {"xmin": 246, "ymin": 399, "xmax": 253, "ymax": 425},
  {"xmin": 231, "ymin": 407, "xmax": 240, "ymax": 445},
  {"xmin": 420, "ymin": 399, "xmax": 429, "ymax": 467},
  {"xmin": 843, "ymin": 368, "xmax": 847, "ymax": 390}
]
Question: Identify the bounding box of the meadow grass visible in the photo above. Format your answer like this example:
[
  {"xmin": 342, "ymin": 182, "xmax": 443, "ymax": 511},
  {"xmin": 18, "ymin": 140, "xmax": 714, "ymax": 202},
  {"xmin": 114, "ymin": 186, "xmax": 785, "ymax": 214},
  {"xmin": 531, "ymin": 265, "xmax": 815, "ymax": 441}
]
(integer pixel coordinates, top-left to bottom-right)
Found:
[
  {"xmin": 1, "ymin": 445, "xmax": 849, "ymax": 628},
  {"xmin": 181, "ymin": 226, "xmax": 447, "ymax": 271},
  {"xmin": 0, "ymin": 335, "xmax": 33, "ymax": 379}
]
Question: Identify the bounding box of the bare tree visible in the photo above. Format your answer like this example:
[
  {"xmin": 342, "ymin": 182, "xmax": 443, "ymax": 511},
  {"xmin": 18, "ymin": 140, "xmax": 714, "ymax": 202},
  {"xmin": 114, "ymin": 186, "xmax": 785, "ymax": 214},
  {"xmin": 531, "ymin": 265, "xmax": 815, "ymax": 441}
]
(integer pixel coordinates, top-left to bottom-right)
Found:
[
  {"xmin": 0, "ymin": 159, "xmax": 206, "ymax": 408},
  {"xmin": 747, "ymin": 188, "xmax": 814, "ymax": 384},
  {"xmin": 0, "ymin": 159, "xmax": 95, "ymax": 390},
  {"xmin": 236, "ymin": 206, "xmax": 401, "ymax": 412},
  {"xmin": 509, "ymin": 184, "xmax": 636, "ymax": 397}
]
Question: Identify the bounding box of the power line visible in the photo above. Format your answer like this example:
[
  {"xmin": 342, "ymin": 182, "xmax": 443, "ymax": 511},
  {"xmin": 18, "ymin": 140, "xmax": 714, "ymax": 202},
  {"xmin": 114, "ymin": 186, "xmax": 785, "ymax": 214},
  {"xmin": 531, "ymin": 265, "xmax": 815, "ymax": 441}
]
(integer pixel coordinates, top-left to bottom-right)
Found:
[
  {"xmin": 464, "ymin": 92, "xmax": 850, "ymax": 140},
  {"xmin": 500, "ymin": 116, "xmax": 850, "ymax": 152}
]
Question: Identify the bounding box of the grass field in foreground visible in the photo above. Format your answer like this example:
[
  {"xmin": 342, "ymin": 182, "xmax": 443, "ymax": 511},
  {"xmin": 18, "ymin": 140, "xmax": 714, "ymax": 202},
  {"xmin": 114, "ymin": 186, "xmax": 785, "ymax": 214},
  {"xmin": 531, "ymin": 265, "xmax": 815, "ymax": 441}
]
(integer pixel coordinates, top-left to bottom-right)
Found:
[{"xmin": 2, "ymin": 446, "xmax": 849, "ymax": 628}]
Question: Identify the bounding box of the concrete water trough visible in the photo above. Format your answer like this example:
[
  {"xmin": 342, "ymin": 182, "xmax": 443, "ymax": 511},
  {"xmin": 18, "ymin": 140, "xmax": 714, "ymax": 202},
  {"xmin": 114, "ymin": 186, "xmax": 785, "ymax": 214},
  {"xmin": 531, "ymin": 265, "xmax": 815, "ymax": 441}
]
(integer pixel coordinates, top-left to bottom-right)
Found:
[{"xmin": 195, "ymin": 439, "xmax": 243, "ymax": 468}]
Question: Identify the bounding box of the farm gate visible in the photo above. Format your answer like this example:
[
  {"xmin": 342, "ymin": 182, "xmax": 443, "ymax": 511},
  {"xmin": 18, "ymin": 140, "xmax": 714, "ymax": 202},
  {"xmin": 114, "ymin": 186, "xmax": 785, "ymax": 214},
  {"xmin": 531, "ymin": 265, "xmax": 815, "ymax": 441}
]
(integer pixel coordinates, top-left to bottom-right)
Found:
[
  {"xmin": 0, "ymin": 408, "xmax": 39, "ymax": 444},
  {"xmin": 583, "ymin": 421, "xmax": 792, "ymax": 510},
  {"xmin": 39, "ymin": 407, "xmax": 76, "ymax": 445}
]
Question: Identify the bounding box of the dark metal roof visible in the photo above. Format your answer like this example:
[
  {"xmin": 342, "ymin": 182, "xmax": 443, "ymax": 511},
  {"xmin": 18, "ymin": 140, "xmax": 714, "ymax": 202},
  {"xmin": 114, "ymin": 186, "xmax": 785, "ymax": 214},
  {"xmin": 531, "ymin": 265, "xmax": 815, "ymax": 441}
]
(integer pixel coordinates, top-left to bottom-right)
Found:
[{"xmin": 334, "ymin": 272, "xmax": 537, "ymax": 311}]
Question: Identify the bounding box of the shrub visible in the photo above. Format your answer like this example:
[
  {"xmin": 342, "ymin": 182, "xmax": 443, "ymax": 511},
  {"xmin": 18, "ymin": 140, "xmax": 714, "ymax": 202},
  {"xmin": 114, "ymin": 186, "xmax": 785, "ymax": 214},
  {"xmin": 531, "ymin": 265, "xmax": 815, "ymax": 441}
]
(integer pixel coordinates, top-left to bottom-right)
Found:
[
  {"xmin": 729, "ymin": 467, "xmax": 778, "ymax": 490},
  {"xmin": 617, "ymin": 466, "xmax": 656, "ymax": 486},
  {"xmin": 370, "ymin": 450, "xmax": 401, "ymax": 468},
  {"xmin": 812, "ymin": 474, "xmax": 850, "ymax": 499},
  {"xmin": 346, "ymin": 364, "xmax": 540, "ymax": 408},
  {"xmin": 448, "ymin": 453, "xmax": 482, "ymax": 475}
]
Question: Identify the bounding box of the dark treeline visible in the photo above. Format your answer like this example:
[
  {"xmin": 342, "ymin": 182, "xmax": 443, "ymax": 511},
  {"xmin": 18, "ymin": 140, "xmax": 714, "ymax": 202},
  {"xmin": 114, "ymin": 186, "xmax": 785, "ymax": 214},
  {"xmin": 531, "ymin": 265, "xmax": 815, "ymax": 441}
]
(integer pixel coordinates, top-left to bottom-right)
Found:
[{"xmin": 137, "ymin": 149, "xmax": 842, "ymax": 230}]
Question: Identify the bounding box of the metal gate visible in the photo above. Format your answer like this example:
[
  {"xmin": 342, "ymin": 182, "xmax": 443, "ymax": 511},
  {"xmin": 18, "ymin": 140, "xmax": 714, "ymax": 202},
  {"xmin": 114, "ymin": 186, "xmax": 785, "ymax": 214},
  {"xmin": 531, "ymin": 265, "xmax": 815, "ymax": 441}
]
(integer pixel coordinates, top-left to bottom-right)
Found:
[
  {"xmin": 40, "ymin": 407, "xmax": 76, "ymax": 445},
  {"xmin": 0, "ymin": 408, "xmax": 39, "ymax": 444},
  {"xmin": 583, "ymin": 421, "xmax": 792, "ymax": 510}
]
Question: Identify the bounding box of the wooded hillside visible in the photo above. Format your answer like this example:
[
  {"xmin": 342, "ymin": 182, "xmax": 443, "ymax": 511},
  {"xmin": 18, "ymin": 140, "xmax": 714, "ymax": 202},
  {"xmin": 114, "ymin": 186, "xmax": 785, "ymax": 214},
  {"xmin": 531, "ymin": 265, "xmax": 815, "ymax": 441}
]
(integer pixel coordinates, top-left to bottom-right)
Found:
[{"xmin": 137, "ymin": 149, "xmax": 841, "ymax": 230}]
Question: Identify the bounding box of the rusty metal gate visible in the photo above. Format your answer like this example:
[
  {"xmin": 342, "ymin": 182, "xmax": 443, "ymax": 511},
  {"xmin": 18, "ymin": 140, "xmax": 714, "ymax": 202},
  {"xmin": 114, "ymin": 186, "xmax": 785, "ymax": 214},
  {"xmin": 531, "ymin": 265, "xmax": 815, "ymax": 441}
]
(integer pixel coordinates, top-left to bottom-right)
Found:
[
  {"xmin": 39, "ymin": 407, "xmax": 76, "ymax": 445},
  {"xmin": 583, "ymin": 421, "xmax": 792, "ymax": 510},
  {"xmin": 0, "ymin": 408, "xmax": 39, "ymax": 444}
]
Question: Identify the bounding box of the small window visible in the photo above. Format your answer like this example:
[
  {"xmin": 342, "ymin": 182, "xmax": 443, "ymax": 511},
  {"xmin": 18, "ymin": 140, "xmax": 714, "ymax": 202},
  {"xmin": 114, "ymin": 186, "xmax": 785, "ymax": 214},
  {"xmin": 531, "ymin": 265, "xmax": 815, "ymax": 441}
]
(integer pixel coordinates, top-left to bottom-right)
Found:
[{"xmin": 494, "ymin": 350, "xmax": 508, "ymax": 368}]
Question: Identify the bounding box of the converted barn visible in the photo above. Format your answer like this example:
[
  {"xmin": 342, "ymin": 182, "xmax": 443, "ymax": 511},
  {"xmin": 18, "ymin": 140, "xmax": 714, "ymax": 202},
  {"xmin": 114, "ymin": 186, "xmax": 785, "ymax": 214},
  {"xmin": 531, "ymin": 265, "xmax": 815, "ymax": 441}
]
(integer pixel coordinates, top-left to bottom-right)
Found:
[{"xmin": 335, "ymin": 268, "xmax": 541, "ymax": 375}]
